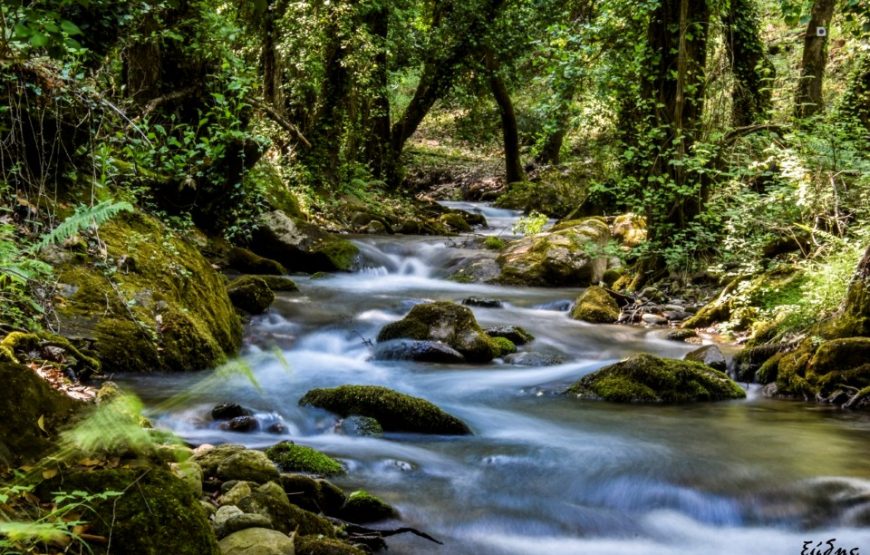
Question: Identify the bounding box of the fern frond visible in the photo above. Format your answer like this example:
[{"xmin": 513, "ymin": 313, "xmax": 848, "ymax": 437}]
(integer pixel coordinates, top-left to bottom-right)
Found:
[{"xmin": 31, "ymin": 201, "xmax": 133, "ymax": 253}]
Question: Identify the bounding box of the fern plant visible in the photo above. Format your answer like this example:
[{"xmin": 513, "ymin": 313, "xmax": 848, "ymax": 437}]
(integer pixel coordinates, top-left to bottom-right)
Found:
[{"xmin": 31, "ymin": 200, "xmax": 133, "ymax": 254}]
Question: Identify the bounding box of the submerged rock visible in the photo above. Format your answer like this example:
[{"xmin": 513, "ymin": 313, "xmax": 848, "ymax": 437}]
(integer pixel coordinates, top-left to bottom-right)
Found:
[
  {"xmin": 496, "ymin": 217, "xmax": 609, "ymax": 286},
  {"xmin": 228, "ymin": 276, "xmax": 275, "ymax": 314},
  {"xmin": 212, "ymin": 402, "xmax": 253, "ymax": 421},
  {"xmin": 461, "ymin": 297, "xmax": 504, "ymax": 308},
  {"xmin": 300, "ymin": 385, "xmax": 472, "ymax": 435},
  {"xmin": 250, "ymin": 210, "xmax": 359, "ymax": 273},
  {"xmin": 566, "ymin": 354, "xmax": 746, "ymax": 403},
  {"xmin": 377, "ymin": 301, "xmax": 498, "ymax": 362},
  {"xmin": 570, "ymin": 286, "xmax": 620, "ymax": 323},
  {"xmin": 684, "ymin": 345, "xmax": 727, "ymax": 372},
  {"xmin": 218, "ymin": 527, "xmax": 295, "ymax": 555},
  {"xmin": 265, "ymin": 441, "xmax": 344, "ymax": 476},
  {"xmin": 338, "ymin": 415, "xmax": 384, "ymax": 437},
  {"xmin": 372, "ymin": 339, "xmax": 465, "ymax": 363},
  {"xmin": 503, "ymin": 352, "xmax": 564, "ymax": 367},
  {"xmin": 219, "ymin": 415, "xmax": 259, "ymax": 433},
  {"xmin": 339, "ymin": 490, "xmax": 398, "ymax": 523}
]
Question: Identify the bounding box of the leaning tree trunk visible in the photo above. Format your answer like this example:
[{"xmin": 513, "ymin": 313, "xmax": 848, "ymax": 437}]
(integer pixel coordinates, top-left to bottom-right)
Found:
[
  {"xmin": 794, "ymin": 0, "xmax": 836, "ymax": 118},
  {"xmin": 723, "ymin": 0, "xmax": 773, "ymax": 126},
  {"xmin": 485, "ymin": 48, "xmax": 525, "ymax": 184}
]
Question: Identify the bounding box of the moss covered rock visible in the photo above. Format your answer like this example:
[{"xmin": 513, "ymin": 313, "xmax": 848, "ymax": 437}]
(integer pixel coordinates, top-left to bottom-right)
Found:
[
  {"xmin": 52, "ymin": 212, "xmax": 242, "ymax": 373},
  {"xmin": 45, "ymin": 468, "xmax": 220, "ymax": 554},
  {"xmin": 256, "ymin": 276, "xmax": 300, "ymax": 292},
  {"xmin": 490, "ymin": 337, "xmax": 517, "ymax": 357},
  {"xmin": 339, "ymin": 490, "xmax": 398, "ymax": 523},
  {"xmin": 484, "ymin": 326, "xmax": 534, "ymax": 345},
  {"xmin": 237, "ymin": 481, "xmax": 296, "ymax": 534},
  {"xmin": 193, "ymin": 443, "xmax": 246, "ymax": 476},
  {"xmin": 684, "ymin": 345, "xmax": 727, "ymax": 372},
  {"xmin": 228, "ymin": 276, "xmax": 275, "ymax": 314},
  {"xmin": 823, "ymin": 245, "xmax": 870, "ymax": 338},
  {"xmin": 300, "ymin": 385, "xmax": 471, "ymax": 435},
  {"xmin": 265, "ymin": 441, "xmax": 344, "ymax": 476},
  {"xmin": 217, "ymin": 449, "xmax": 281, "ymax": 483},
  {"xmin": 228, "ymin": 247, "xmax": 287, "ymax": 275},
  {"xmin": 376, "ymin": 301, "xmax": 497, "ymax": 363},
  {"xmin": 250, "ymin": 210, "xmax": 359, "ymax": 272},
  {"xmin": 296, "ymin": 536, "xmax": 365, "ymax": 555},
  {"xmin": 566, "ymin": 354, "xmax": 746, "ymax": 403},
  {"xmin": 497, "ymin": 218, "xmax": 609, "ymax": 286},
  {"xmin": 0, "ymin": 362, "xmax": 80, "ymax": 467},
  {"xmin": 218, "ymin": 527, "xmax": 295, "ymax": 555},
  {"xmin": 570, "ymin": 286, "xmax": 620, "ymax": 323}
]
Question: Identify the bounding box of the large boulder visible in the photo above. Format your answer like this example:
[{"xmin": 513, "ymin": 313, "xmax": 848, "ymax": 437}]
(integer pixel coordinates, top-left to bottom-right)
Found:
[
  {"xmin": 299, "ymin": 385, "xmax": 471, "ymax": 435},
  {"xmin": 249, "ymin": 210, "xmax": 359, "ymax": 273},
  {"xmin": 376, "ymin": 301, "xmax": 497, "ymax": 363},
  {"xmin": 496, "ymin": 217, "xmax": 610, "ymax": 286},
  {"xmin": 371, "ymin": 339, "xmax": 465, "ymax": 363},
  {"xmin": 52, "ymin": 212, "xmax": 242, "ymax": 373},
  {"xmin": 567, "ymin": 354, "xmax": 746, "ymax": 403},
  {"xmin": 228, "ymin": 247, "xmax": 287, "ymax": 275},
  {"xmin": 570, "ymin": 286, "xmax": 619, "ymax": 323},
  {"xmin": 0, "ymin": 362, "xmax": 80, "ymax": 467},
  {"xmin": 684, "ymin": 345, "xmax": 727, "ymax": 372},
  {"xmin": 218, "ymin": 527, "xmax": 295, "ymax": 555}
]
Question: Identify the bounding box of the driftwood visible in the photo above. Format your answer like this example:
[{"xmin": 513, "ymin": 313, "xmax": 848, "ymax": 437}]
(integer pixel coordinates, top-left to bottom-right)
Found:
[{"xmin": 326, "ymin": 517, "xmax": 443, "ymax": 552}]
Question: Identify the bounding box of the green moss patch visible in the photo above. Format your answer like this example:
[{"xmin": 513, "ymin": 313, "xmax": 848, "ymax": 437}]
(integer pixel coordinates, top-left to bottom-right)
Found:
[
  {"xmin": 265, "ymin": 441, "xmax": 344, "ymax": 476},
  {"xmin": 570, "ymin": 286, "xmax": 620, "ymax": 323},
  {"xmin": 339, "ymin": 490, "xmax": 398, "ymax": 523}
]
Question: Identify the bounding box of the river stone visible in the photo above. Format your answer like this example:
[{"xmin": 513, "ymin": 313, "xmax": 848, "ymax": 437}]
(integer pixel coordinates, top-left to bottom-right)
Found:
[
  {"xmin": 217, "ymin": 450, "xmax": 280, "ymax": 483},
  {"xmin": 339, "ymin": 415, "xmax": 384, "ymax": 437},
  {"xmin": 228, "ymin": 276, "xmax": 275, "ymax": 314},
  {"xmin": 641, "ymin": 313, "xmax": 668, "ymax": 326},
  {"xmin": 461, "ymin": 297, "xmax": 504, "ymax": 308},
  {"xmin": 250, "ymin": 210, "xmax": 359, "ymax": 273},
  {"xmin": 377, "ymin": 301, "xmax": 497, "ymax": 362},
  {"xmin": 214, "ymin": 505, "xmax": 274, "ymax": 539},
  {"xmin": 213, "ymin": 403, "xmax": 253, "ymax": 420},
  {"xmin": 684, "ymin": 345, "xmax": 727, "ymax": 372},
  {"xmin": 219, "ymin": 415, "xmax": 259, "ymax": 433},
  {"xmin": 265, "ymin": 441, "xmax": 344, "ymax": 476},
  {"xmin": 218, "ymin": 527, "xmax": 295, "ymax": 555},
  {"xmin": 228, "ymin": 247, "xmax": 287, "ymax": 275},
  {"xmin": 339, "ymin": 490, "xmax": 398, "ymax": 523},
  {"xmin": 496, "ymin": 217, "xmax": 609, "ymax": 286},
  {"xmin": 570, "ymin": 286, "xmax": 620, "ymax": 323},
  {"xmin": 220, "ymin": 482, "xmax": 254, "ymax": 506},
  {"xmin": 170, "ymin": 461, "xmax": 204, "ymax": 497},
  {"xmin": 372, "ymin": 339, "xmax": 465, "ymax": 363},
  {"xmin": 666, "ymin": 329, "xmax": 698, "ymax": 342},
  {"xmin": 296, "ymin": 537, "xmax": 365, "ymax": 555},
  {"xmin": 503, "ymin": 352, "xmax": 564, "ymax": 367},
  {"xmin": 237, "ymin": 481, "xmax": 294, "ymax": 534},
  {"xmin": 567, "ymin": 354, "xmax": 746, "ymax": 403},
  {"xmin": 300, "ymin": 385, "xmax": 472, "ymax": 435},
  {"xmin": 484, "ymin": 326, "xmax": 534, "ymax": 345},
  {"xmin": 193, "ymin": 444, "xmax": 247, "ymax": 477}
]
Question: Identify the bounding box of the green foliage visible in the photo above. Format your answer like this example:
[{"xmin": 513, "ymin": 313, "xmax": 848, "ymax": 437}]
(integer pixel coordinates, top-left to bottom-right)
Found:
[
  {"xmin": 33, "ymin": 201, "xmax": 132, "ymax": 253},
  {"xmin": 512, "ymin": 211, "xmax": 549, "ymax": 235}
]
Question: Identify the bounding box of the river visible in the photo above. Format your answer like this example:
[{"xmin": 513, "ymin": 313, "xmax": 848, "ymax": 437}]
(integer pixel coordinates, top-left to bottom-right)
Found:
[{"xmin": 120, "ymin": 203, "xmax": 870, "ymax": 555}]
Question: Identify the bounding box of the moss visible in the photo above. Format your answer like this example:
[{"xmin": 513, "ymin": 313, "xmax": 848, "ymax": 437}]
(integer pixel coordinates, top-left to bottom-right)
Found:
[
  {"xmin": 339, "ymin": 490, "xmax": 398, "ymax": 523},
  {"xmin": 0, "ymin": 331, "xmax": 100, "ymax": 373},
  {"xmin": 483, "ymin": 236, "xmax": 506, "ymax": 251},
  {"xmin": 0, "ymin": 344, "xmax": 16, "ymax": 363},
  {"xmin": 313, "ymin": 237, "xmax": 359, "ymax": 272},
  {"xmin": 570, "ymin": 286, "xmax": 620, "ymax": 323},
  {"xmin": 265, "ymin": 441, "xmax": 344, "ymax": 476},
  {"xmin": 256, "ymin": 275, "xmax": 299, "ymax": 292},
  {"xmin": 439, "ymin": 212, "xmax": 472, "ymax": 232},
  {"xmin": 43, "ymin": 468, "xmax": 219, "ymax": 554},
  {"xmin": 666, "ymin": 329, "xmax": 698, "ymax": 342},
  {"xmin": 377, "ymin": 301, "xmax": 496, "ymax": 362},
  {"xmin": 216, "ymin": 449, "xmax": 280, "ymax": 483},
  {"xmin": 288, "ymin": 503, "xmax": 337, "ymax": 537},
  {"xmin": 0, "ymin": 362, "xmax": 80, "ymax": 467},
  {"xmin": 490, "ymin": 337, "xmax": 517, "ymax": 357},
  {"xmin": 566, "ymin": 354, "xmax": 746, "ymax": 403},
  {"xmin": 611, "ymin": 213, "xmax": 647, "ymax": 247},
  {"xmin": 448, "ymin": 271, "xmax": 476, "ymax": 284},
  {"xmin": 296, "ymin": 536, "xmax": 366, "ymax": 555},
  {"xmin": 485, "ymin": 326, "xmax": 534, "ymax": 345},
  {"xmin": 756, "ymin": 351, "xmax": 784, "ymax": 384},
  {"xmin": 228, "ymin": 246, "xmax": 287, "ymax": 275},
  {"xmin": 227, "ymin": 275, "xmax": 275, "ymax": 314},
  {"xmin": 300, "ymin": 385, "xmax": 471, "ymax": 435},
  {"xmin": 53, "ymin": 212, "xmax": 242, "ymax": 373}
]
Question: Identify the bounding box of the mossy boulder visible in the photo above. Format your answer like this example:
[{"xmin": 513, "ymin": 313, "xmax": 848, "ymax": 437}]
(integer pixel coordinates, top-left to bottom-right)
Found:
[
  {"xmin": 250, "ymin": 210, "xmax": 359, "ymax": 272},
  {"xmin": 44, "ymin": 468, "xmax": 219, "ymax": 554},
  {"xmin": 490, "ymin": 337, "xmax": 517, "ymax": 357},
  {"xmin": 237, "ymin": 481, "xmax": 296, "ymax": 534},
  {"xmin": 265, "ymin": 441, "xmax": 344, "ymax": 476},
  {"xmin": 484, "ymin": 326, "xmax": 534, "ymax": 345},
  {"xmin": 213, "ymin": 505, "xmax": 273, "ymax": 538},
  {"xmin": 377, "ymin": 301, "xmax": 497, "ymax": 363},
  {"xmin": 296, "ymin": 536, "xmax": 365, "ymax": 555},
  {"xmin": 0, "ymin": 362, "xmax": 80, "ymax": 467},
  {"xmin": 610, "ymin": 213, "xmax": 647, "ymax": 247},
  {"xmin": 218, "ymin": 527, "xmax": 295, "ymax": 555},
  {"xmin": 496, "ymin": 218, "xmax": 609, "ymax": 286},
  {"xmin": 1, "ymin": 331, "xmax": 101, "ymax": 377},
  {"xmin": 256, "ymin": 276, "xmax": 300, "ymax": 292},
  {"xmin": 300, "ymin": 385, "xmax": 471, "ymax": 435},
  {"xmin": 52, "ymin": 212, "xmax": 242, "ymax": 373},
  {"xmin": 570, "ymin": 286, "xmax": 620, "ymax": 323},
  {"xmin": 566, "ymin": 354, "xmax": 746, "ymax": 403},
  {"xmin": 339, "ymin": 490, "xmax": 398, "ymax": 523},
  {"xmin": 684, "ymin": 345, "xmax": 727, "ymax": 372},
  {"xmin": 372, "ymin": 339, "xmax": 466, "ymax": 363},
  {"xmin": 823, "ymin": 245, "xmax": 870, "ymax": 338},
  {"xmin": 228, "ymin": 276, "xmax": 275, "ymax": 314},
  {"xmin": 278, "ymin": 474, "xmax": 347, "ymax": 515},
  {"xmin": 338, "ymin": 416, "xmax": 384, "ymax": 437},
  {"xmin": 228, "ymin": 247, "xmax": 287, "ymax": 275},
  {"xmin": 193, "ymin": 443, "xmax": 246, "ymax": 476}
]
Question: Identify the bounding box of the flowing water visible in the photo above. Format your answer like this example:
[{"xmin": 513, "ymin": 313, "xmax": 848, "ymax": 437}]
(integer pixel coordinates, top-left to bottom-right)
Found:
[{"xmin": 121, "ymin": 203, "xmax": 870, "ymax": 554}]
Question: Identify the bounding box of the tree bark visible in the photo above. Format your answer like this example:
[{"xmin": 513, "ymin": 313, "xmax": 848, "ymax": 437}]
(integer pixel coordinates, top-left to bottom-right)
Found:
[
  {"xmin": 841, "ymin": 52, "xmax": 870, "ymax": 131},
  {"xmin": 363, "ymin": 4, "xmax": 392, "ymax": 179},
  {"xmin": 794, "ymin": 0, "xmax": 836, "ymax": 118},
  {"xmin": 485, "ymin": 48, "xmax": 525, "ymax": 184},
  {"xmin": 723, "ymin": 0, "xmax": 773, "ymax": 126}
]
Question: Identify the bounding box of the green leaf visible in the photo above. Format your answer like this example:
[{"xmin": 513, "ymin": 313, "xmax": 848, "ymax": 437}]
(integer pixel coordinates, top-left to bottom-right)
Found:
[
  {"xmin": 29, "ymin": 32, "xmax": 49, "ymax": 48},
  {"xmin": 60, "ymin": 20, "xmax": 82, "ymax": 36}
]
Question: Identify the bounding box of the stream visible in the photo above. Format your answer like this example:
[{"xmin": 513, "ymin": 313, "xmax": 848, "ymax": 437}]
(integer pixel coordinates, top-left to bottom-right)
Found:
[{"xmin": 121, "ymin": 203, "xmax": 870, "ymax": 555}]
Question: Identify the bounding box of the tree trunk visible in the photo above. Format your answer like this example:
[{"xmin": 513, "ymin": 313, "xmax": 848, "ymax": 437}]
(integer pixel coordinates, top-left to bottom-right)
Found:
[
  {"xmin": 363, "ymin": 5, "xmax": 392, "ymax": 179},
  {"xmin": 485, "ymin": 49, "xmax": 525, "ymax": 184},
  {"xmin": 723, "ymin": 0, "xmax": 773, "ymax": 126},
  {"xmin": 841, "ymin": 52, "xmax": 870, "ymax": 131},
  {"xmin": 794, "ymin": 0, "xmax": 836, "ymax": 118},
  {"xmin": 261, "ymin": 0, "xmax": 288, "ymax": 110}
]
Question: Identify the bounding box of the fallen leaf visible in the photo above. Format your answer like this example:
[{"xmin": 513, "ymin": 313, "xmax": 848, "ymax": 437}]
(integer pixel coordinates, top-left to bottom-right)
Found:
[{"xmin": 37, "ymin": 415, "xmax": 46, "ymax": 433}]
